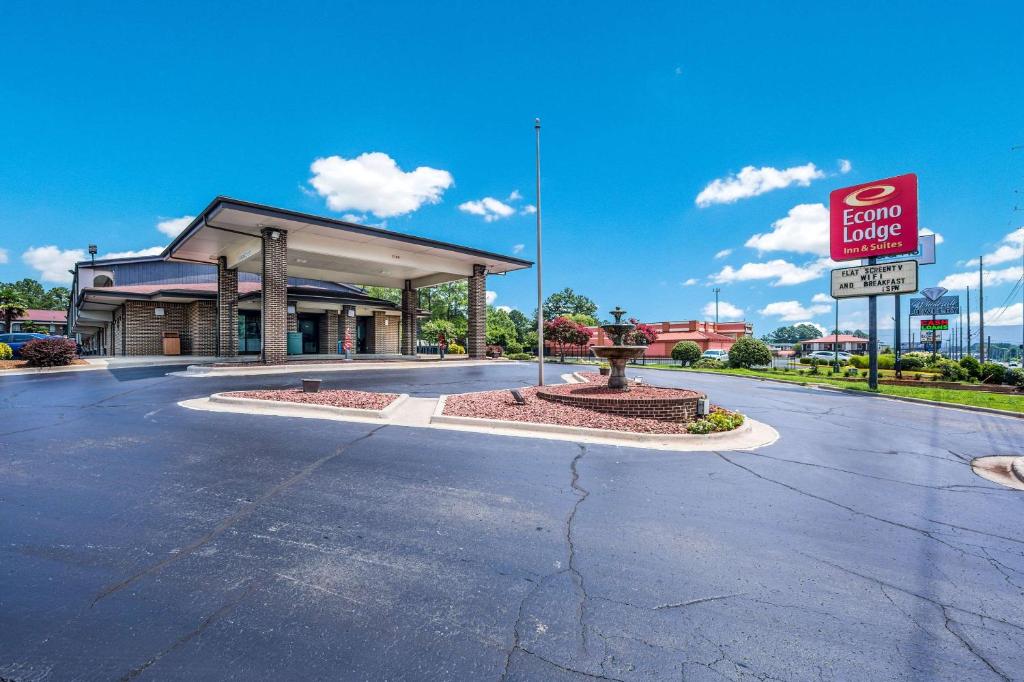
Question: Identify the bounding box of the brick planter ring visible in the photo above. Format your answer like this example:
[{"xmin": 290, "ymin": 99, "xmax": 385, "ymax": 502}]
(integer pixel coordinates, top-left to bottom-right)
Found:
[{"xmin": 536, "ymin": 385, "xmax": 704, "ymax": 422}]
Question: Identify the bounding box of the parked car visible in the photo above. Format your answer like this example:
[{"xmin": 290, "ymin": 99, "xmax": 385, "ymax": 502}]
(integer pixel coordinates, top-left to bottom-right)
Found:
[
  {"xmin": 0, "ymin": 332, "xmax": 51, "ymax": 358},
  {"xmin": 701, "ymin": 349, "xmax": 729, "ymax": 362},
  {"xmin": 808, "ymin": 350, "xmax": 852, "ymax": 362}
]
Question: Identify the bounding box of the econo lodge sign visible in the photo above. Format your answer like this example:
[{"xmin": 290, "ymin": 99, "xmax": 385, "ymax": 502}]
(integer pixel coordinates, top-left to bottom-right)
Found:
[{"xmin": 830, "ymin": 173, "xmax": 918, "ymax": 261}]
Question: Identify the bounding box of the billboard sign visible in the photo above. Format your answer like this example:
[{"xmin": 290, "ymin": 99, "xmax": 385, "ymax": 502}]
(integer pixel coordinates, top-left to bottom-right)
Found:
[
  {"xmin": 909, "ymin": 295, "xmax": 960, "ymax": 316},
  {"xmin": 920, "ymin": 319, "xmax": 949, "ymax": 331},
  {"xmin": 830, "ymin": 259, "xmax": 919, "ymax": 299},
  {"xmin": 830, "ymin": 173, "xmax": 919, "ymax": 261},
  {"xmin": 871, "ymin": 232, "xmax": 935, "ymax": 266}
]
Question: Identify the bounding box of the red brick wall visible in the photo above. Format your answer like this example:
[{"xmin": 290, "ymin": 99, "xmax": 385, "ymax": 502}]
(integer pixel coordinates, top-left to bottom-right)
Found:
[
  {"xmin": 536, "ymin": 389, "xmax": 702, "ymax": 422},
  {"xmin": 467, "ymin": 264, "xmax": 486, "ymax": 358},
  {"xmin": 261, "ymin": 227, "xmax": 288, "ymax": 364},
  {"xmin": 188, "ymin": 301, "xmax": 216, "ymax": 356},
  {"xmin": 371, "ymin": 311, "xmax": 399, "ymax": 354}
]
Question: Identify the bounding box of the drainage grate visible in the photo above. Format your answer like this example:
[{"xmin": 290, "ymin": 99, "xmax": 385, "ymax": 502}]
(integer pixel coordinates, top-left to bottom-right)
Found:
[{"xmin": 971, "ymin": 456, "xmax": 1024, "ymax": 491}]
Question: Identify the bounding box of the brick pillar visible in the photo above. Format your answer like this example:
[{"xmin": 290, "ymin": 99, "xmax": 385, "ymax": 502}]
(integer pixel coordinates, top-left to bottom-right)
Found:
[
  {"xmin": 401, "ymin": 280, "xmax": 418, "ymax": 356},
  {"xmin": 260, "ymin": 227, "xmax": 288, "ymax": 364},
  {"xmin": 340, "ymin": 305, "xmax": 357, "ymax": 354},
  {"xmin": 322, "ymin": 312, "xmax": 338, "ymax": 354},
  {"xmin": 216, "ymin": 256, "xmax": 238, "ymax": 356},
  {"xmin": 467, "ymin": 264, "xmax": 486, "ymax": 359}
]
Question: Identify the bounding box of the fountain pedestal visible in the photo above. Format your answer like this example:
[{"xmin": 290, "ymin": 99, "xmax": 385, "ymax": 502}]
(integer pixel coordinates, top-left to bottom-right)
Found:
[{"xmin": 591, "ymin": 306, "xmax": 647, "ymax": 391}]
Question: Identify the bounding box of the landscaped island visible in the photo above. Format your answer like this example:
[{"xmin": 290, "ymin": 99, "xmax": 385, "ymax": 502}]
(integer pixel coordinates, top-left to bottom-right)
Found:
[{"xmin": 224, "ymin": 388, "xmax": 400, "ymax": 410}]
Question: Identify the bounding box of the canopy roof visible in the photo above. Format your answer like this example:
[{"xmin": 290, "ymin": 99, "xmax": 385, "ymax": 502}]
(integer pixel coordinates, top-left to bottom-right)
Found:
[{"xmin": 166, "ymin": 197, "xmax": 533, "ymax": 288}]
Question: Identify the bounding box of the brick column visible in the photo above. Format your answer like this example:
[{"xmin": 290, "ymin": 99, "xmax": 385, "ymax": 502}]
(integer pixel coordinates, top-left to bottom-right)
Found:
[
  {"xmin": 340, "ymin": 305, "xmax": 357, "ymax": 354},
  {"xmin": 260, "ymin": 227, "xmax": 288, "ymax": 364},
  {"xmin": 216, "ymin": 256, "xmax": 238, "ymax": 356},
  {"xmin": 401, "ymin": 280, "xmax": 418, "ymax": 356},
  {"xmin": 322, "ymin": 312, "xmax": 338, "ymax": 354},
  {"xmin": 467, "ymin": 264, "xmax": 486, "ymax": 359}
]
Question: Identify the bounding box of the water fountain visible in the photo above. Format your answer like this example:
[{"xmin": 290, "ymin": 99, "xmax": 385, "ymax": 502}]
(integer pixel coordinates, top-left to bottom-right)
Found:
[{"xmin": 590, "ymin": 306, "xmax": 647, "ymax": 390}]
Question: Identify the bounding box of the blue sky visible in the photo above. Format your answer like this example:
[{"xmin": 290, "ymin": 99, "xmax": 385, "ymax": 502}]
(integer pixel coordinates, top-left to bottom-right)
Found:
[{"xmin": 1, "ymin": 2, "xmax": 1022, "ymax": 341}]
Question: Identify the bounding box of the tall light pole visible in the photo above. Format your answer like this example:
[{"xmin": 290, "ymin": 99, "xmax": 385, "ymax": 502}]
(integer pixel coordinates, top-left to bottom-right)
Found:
[
  {"xmin": 534, "ymin": 118, "xmax": 544, "ymax": 386},
  {"xmin": 979, "ymin": 256, "xmax": 985, "ymax": 363},
  {"xmin": 713, "ymin": 287, "xmax": 721, "ymax": 327}
]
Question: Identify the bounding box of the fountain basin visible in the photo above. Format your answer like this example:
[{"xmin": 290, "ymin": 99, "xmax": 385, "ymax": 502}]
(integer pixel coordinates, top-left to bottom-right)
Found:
[{"xmin": 591, "ymin": 345, "xmax": 647, "ymax": 390}]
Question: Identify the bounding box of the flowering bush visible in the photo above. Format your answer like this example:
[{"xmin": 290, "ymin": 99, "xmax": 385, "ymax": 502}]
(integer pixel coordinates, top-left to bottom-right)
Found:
[
  {"xmin": 624, "ymin": 317, "xmax": 658, "ymax": 346},
  {"xmin": 544, "ymin": 316, "xmax": 593, "ymax": 362},
  {"xmin": 447, "ymin": 342, "xmax": 465, "ymax": 354},
  {"xmin": 486, "ymin": 344, "xmax": 504, "ymax": 358},
  {"xmin": 0, "ymin": 342, "xmax": 12, "ymax": 360},
  {"xmin": 20, "ymin": 337, "xmax": 77, "ymax": 367}
]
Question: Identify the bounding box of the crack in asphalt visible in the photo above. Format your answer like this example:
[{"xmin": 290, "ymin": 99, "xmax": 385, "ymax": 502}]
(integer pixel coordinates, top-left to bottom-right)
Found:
[
  {"xmin": 119, "ymin": 581, "xmax": 259, "ymax": 680},
  {"xmin": 568, "ymin": 444, "xmax": 591, "ymax": 653},
  {"xmin": 91, "ymin": 426, "xmax": 386, "ymax": 606}
]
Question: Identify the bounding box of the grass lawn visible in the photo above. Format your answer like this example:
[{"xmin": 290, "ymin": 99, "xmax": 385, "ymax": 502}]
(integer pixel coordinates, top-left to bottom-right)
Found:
[{"xmin": 560, "ymin": 360, "xmax": 1024, "ymax": 414}]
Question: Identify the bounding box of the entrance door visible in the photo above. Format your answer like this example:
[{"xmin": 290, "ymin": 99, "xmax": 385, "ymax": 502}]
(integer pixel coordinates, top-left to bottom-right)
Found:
[
  {"xmin": 356, "ymin": 316, "xmax": 368, "ymax": 353},
  {"xmin": 297, "ymin": 314, "xmax": 319, "ymax": 354},
  {"xmin": 238, "ymin": 311, "xmax": 261, "ymax": 354}
]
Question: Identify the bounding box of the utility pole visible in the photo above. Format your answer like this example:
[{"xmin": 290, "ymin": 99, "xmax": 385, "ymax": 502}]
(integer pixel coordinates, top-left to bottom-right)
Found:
[
  {"xmin": 834, "ymin": 299, "xmax": 840, "ymax": 373},
  {"xmin": 979, "ymin": 256, "xmax": 985, "ymax": 363},
  {"xmin": 868, "ymin": 257, "xmax": 878, "ymax": 390},
  {"xmin": 966, "ymin": 285, "xmax": 972, "ymax": 358},
  {"xmin": 894, "ymin": 294, "xmax": 902, "ymax": 378},
  {"xmin": 713, "ymin": 287, "xmax": 721, "ymax": 327},
  {"xmin": 534, "ymin": 118, "xmax": 544, "ymax": 386}
]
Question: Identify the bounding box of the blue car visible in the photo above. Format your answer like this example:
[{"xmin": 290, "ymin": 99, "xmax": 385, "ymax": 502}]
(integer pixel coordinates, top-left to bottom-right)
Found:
[{"xmin": 0, "ymin": 332, "xmax": 51, "ymax": 358}]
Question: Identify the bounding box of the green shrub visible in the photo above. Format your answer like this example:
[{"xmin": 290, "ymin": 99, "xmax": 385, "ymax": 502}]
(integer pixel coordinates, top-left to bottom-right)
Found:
[
  {"xmin": 959, "ymin": 355, "xmax": 981, "ymax": 379},
  {"xmin": 935, "ymin": 359, "xmax": 968, "ymax": 382},
  {"xmin": 671, "ymin": 340, "xmax": 702, "ymax": 366},
  {"xmin": 0, "ymin": 342, "xmax": 12, "ymax": 360},
  {"xmin": 845, "ymin": 367, "xmax": 859, "ymax": 377},
  {"xmin": 980, "ymin": 362, "xmax": 1005, "ymax": 385},
  {"xmin": 447, "ymin": 342, "xmax": 465, "ymax": 354},
  {"xmin": 1004, "ymin": 367, "xmax": 1024, "ymax": 387},
  {"xmin": 849, "ymin": 355, "xmax": 869, "ymax": 369},
  {"xmin": 692, "ymin": 358, "xmax": 725, "ymax": 369},
  {"xmin": 686, "ymin": 419, "xmax": 716, "ymax": 434},
  {"xmin": 507, "ymin": 352, "xmax": 533, "ymax": 361},
  {"xmin": 898, "ymin": 355, "xmax": 925, "ymax": 371},
  {"xmin": 727, "ymin": 337, "xmax": 772, "ymax": 369},
  {"xmin": 20, "ymin": 337, "xmax": 77, "ymax": 367},
  {"xmin": 504, "ymin": 340, "xmax": 523, "ymax": 355},
  {"xmin": 877, "ymin": 354, "xmax": 895, "ymax": 370},
  {"xmin": 708, "ymin": 410, "xmax": 744, "ymax": 431}
]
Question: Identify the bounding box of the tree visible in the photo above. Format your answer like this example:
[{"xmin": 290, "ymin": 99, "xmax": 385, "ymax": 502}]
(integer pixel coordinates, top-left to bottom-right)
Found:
[
  {"xmin": 540, "ymin": 287, "xmax": 598, "ymax": 321},
  {"xmin": 41, "ymin": 286, "xmax": 71, "ymax": 310},
  {"xmin": 1, "ymin": 278, "xmax": 70, "ymax": 311},
  {"xmin": 762, "ymin": 323, "xmax": 822, "ymax": 344},
  {"xmin": 0, "ymin": 285, "xmax": 29, "ymax": 331},
  {"xmin": 485, "ymin": 306, "xmax": 518, "ymax": 347},
  {"xmin": 624, "ymin": 318, "xmax": 658, "ymax": 346},
  {"xmin": 362, "ymin": 286, "xmax": 402, "ymax": 306},
  {"xmin": 508, "ymin": 308, "xmax": 533, "ymax": 342},
  {"xmin": 727, "ymin": 337, "xmax": 773, "ymax": 368},
  {"xmin": 544, "ymin": 316, "xmax": 593, "ymax": 362},
  {"xmin": 565, "ymin": 312, "xmax": 598, "ymax": 327},
  {"xmin": 671, "ymin": 340, "xmax": 702, "ymax": 366},
  {"xmin": 421, "ymin": 319, "xmax": 457, "ymax": 344}
]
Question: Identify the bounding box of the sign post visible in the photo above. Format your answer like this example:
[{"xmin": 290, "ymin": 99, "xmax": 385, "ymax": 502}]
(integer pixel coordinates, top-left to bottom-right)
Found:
[{"xmin": 830, "ymin": 174, "xmax": 919, "ymax": 390}]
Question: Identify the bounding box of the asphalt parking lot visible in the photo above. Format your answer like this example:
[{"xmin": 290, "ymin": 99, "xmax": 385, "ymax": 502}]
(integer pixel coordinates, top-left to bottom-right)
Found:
[{"xmin": 1, "ymin": 362, "xmax": 1023, "ymax": 681}]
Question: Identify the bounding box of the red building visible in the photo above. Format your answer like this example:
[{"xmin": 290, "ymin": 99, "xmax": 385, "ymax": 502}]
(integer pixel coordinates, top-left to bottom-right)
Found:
[{"xmin": 587, "ymin": 320, "xmax": 753, "ymax": 357}]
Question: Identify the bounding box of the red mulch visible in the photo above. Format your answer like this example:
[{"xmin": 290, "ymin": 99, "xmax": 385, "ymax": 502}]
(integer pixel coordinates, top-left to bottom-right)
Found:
[
  {"xmin": 0, "ymin": 359, "xmax": 88, "ymax": 370},
  {"xmin": 538, "ymin": 381, "xmax": 701, "ymax": 400},
  {"xmin": 225, "ymin": 388, "xmax": 399, "ymax": 410},
  {"xmin": 443, "ymin": 373, "xmax": 707, "ymax": 434}
]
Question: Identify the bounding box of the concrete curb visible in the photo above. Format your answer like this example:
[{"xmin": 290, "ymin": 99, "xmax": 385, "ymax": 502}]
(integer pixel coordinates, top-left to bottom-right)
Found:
[
  {"xmin": 630, "ymin": 367, "xmax": 1024, "ymax": 420},
  {"xmin": 1011, "ymin": 457, "xmax": 1024, "ymax": 485},
  {"xmin": 207, "ymin": 392, "xmax": 409, "ymax": 420},
  {"xmin": 174, "ymin": 359, "xmax": 498, "ymax": 378},
  {"xmin": 429, "ymin": 397, "xmax": 779, "ymax": 451},
  {"xmin": 0, "ymin": 363, "xmax": 107, "ymax": 377}
]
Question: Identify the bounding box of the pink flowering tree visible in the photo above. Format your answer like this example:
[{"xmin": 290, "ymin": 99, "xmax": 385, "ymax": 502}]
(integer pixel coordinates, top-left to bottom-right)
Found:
[{"xmin": 545, "ymin": 316, "xmax": 592, "ymax": 362}]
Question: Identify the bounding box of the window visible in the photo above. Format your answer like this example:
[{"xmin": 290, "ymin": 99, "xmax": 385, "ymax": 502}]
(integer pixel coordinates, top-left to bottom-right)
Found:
[{"xmin": 93, "ymin": 274, "xmax": 114, "ymax": 287}]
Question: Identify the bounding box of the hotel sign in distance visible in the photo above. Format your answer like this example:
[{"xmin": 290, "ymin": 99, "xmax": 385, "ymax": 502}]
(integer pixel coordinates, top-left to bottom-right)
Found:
[
  {"xmin": 830, "ymin": 173, "xmax": 918, "ymax": 261},
  {"xmin": 830, "ymin": 259, "xmax": 919, "ymax": 299}
]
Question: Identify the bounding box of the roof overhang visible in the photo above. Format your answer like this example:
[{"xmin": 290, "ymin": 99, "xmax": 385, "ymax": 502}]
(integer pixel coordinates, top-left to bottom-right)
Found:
[{"xmin": 165, "ymin": 197, "xmax": 533, "ymax": 288}]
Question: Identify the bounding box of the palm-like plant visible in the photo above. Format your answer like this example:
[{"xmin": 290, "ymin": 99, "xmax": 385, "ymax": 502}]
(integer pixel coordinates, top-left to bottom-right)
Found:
[{"xmin": 0, "ymin": 285, "xmax": 29, "ymax": 332}]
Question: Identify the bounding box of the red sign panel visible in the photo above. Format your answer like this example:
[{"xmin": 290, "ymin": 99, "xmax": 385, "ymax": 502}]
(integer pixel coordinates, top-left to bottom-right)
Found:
[
  {"xmin": 830, "ymin": 173, "xmax": 918, "ymax": 261},
  {"xmin": 920, "ymin": 318, "xmax": 949, "ymax": 331}
]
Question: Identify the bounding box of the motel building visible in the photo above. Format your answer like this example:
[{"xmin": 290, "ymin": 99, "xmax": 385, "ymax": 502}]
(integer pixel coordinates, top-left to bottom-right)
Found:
[
  {"xmin": 800, "ymin": 334, "xmax": 870, "ymax": 355},
  {"xmin": 68, "ymin": 197, "xmax": 531, "ymax": 362},
  {"xmin": 0, "ymin": 309, "xmax": 67, "ymax": 334}
]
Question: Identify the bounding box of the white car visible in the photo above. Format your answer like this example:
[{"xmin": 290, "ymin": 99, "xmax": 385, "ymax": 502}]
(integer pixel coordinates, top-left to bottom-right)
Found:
[
  {"xmin": 808, "ymin": 350, "xmax": 852, "ymax": 361},
  {"xmin": 701, "ymin": 349, "xmax": 729, "ymax": 361}
]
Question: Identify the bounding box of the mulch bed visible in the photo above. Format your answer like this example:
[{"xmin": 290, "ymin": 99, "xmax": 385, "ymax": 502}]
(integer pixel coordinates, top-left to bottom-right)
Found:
[
  {"xmin": 224, "ymin": 388, "xmax": 400, "ymax": 410},
  {"xmin": 0, "ymin": 359, "xmax": 88, "ymax": 370},
  {"xmin": 537, "ymin": 381, "xmax": 701, "ymax": 400},
  {"xmin": 442, "ymin": 373, "xmax": 712, "ymax": 435}
]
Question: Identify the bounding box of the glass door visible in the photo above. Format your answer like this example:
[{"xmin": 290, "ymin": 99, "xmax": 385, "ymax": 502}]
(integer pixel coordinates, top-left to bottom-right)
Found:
[
  {"xmin": 297, "ymin": 314, "xmax": 319, "ymax": 354},
  {"xmin": 238, "ymin": 311, "xmax": 261, "ymax": 354}
]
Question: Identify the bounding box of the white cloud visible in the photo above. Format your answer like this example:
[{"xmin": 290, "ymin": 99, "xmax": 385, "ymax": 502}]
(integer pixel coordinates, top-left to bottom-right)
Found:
[
  {"xmin": 102, "ymin": 246, "xmax": 166, "ymax": 259},
  {"xmin": 696, "ymin": 163, "xmax": 825, "ymax": 207},
  {"xmin": 459, "ymin": 197, "xmax": 516, "ymax": 222},
  {"xmin": 745, "ymin": 203, "xmax": 829, "ymax": 256},
  {"xmin": 712, "ymin": 257, "xmax": 836, "ymax": 287},
  {"xmin": 811, "ymin": 293, "xmax": 832, "ymax": 304},
  {"xmin": 971, "ymin": 302, "xmax": 1023, "ymax": 327},
  {"xmin": 520, "ymin": 204, "xmax": 537, "ymax": 215},
  {"xmin": 938, "ymin": 265, "xmax": 1022, "ymax": 290},
  {"xmin": 965, "ymin": 227, "xmax": 1023, "ymax": 267},
  {"xmin": 308, "ymin": 152, "xmax": 453, "ymax": 218},
  {"xmin": 507, "ymin": 190, "xmax": 522, "ymax": 202},
  {"xmin": 714, "ymin": 248, "xmax": 733, "ymax": 259},
  {"xmin": 838, "ymin": 159, "xmax": 852, "ymax": 174},
  {"xmin": 156, "ymin": 215, "xmax": 195, "ymax": 238},
  {"xmin": 512, "ymin": 243, "xmax": 525, "ymax": 254},
  {"xmin": 681, "ymin": 278, "xmax": 699, "ymax": 286},
  {"xmin": 0, "ymin": 248, "xmax": 8, "ymax": 264},
  {"xmin": 919, "ymin": 227, "xmax": 944, "ymax": 245},
  {"xmin": 759, "ymin": 300, "xmax": 832, "ymax": 321},
  {"xmin": 496, "ymin": 305, "xmax": 514, "ymax": 313},
  {"xmin": 485, "ymin": 290, "xmax": 497, "ymax": 305},
  {"xmin": 703, "ymin": 300, "xmax": 743, "ymax": 320},
  {"xmin": 22, "ymin": 245, "xmax": 85, "ymax": 283}
]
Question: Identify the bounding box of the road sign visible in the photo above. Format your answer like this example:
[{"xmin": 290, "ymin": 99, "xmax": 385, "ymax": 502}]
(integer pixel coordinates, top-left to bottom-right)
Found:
[
  {"xmin": 830, "ymin": 259, "xmax": 919, "ymax": 299},
  {"xmin": 910, "ymin": 295, "xmax": 960, "ymax": 316},
  {"xmin": 830, "ymin": 173, "xmax": 919, "ymax": 261},
  {"xmin": 920, "ymin": 319, "xmax": 949, "ymax": 331}
]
